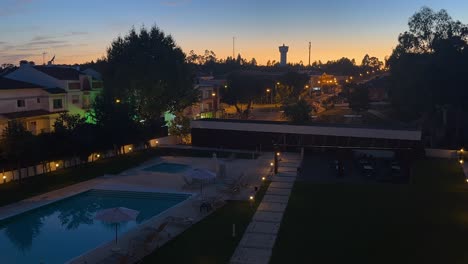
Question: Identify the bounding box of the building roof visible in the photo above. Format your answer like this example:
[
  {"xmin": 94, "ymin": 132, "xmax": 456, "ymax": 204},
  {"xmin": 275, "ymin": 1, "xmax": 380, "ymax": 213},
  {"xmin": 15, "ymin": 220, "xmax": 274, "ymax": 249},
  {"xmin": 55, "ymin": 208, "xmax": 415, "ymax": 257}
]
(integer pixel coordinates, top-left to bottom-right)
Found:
[
  {"xmin": 0, "ymin": 77, "xmax": 42, "ymax": 90},
  {"xmin": 1, "ymin": 110, "xmax": 66, "ymax": 119},
  {"xmin": 34, "ymin": 66, "xmax": 81, "ymax": 80}
]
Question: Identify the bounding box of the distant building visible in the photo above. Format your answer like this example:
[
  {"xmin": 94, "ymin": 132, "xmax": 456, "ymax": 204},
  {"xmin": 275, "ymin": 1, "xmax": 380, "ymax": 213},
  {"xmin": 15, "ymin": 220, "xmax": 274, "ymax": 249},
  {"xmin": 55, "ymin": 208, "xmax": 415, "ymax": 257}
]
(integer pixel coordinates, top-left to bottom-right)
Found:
[
  {"xmin": 279, "ymin": 44, "xmax": 289, "ymax": 66},
  {"xmin": 187, "ymin": 76, "xmax": 225, "ymax": 119}
]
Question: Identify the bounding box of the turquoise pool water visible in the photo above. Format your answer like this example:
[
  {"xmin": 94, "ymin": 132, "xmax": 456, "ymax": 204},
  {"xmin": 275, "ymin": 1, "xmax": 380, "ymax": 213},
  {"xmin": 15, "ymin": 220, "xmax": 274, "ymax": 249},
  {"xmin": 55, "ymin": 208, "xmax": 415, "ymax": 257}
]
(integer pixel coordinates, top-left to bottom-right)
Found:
[
  {"xmin": 0, "ymin": 189, "xmax": 190, "ymax": 264},
  {"xmin": 144, "ymin": 162, "xmax": 190, "ymax": 173}
]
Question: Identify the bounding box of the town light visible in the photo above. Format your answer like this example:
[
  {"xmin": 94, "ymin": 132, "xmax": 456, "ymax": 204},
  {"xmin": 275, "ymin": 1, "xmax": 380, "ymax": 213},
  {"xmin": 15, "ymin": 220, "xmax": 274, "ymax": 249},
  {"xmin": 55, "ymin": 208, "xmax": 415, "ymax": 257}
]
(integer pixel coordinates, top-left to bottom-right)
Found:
[
  {"xmin": 96, "ymin": 154, "xmax": 100, "ymax": 158},
  {"xmin": 2, "ymin": 175, "xmax": 6, "ymax": 180},
  {"xmin": 156, "ymin": 140, "xmax": 159, "ymax": 144},
  {"xmin": 270, "ymin": 162, "xmax": 274, "ymax": 166},
  {"xmin": 266, "ymin": 88, "xmax": 271, "ymax": 93},
  {"xmin": 262, "ymin": 176, "xmax": 266, "ymax": 181},
  {"xmin": 249, "ymin": 195, "xmax": 254, "ymax": 200},
  {"xmin": 115, "ymin": 99, "xmax": 121, "ymax": 103},
  {"xmin": 460, "ymin": 159, "xmax": 464, "ymax": 164},
  {"xmin": 212, "ymin": 92, "xmax": 216, "ymax": 97},
  {"xmin": 466, "ymin": 179, "xmax": 468, "ymax": 183},
  {"xmin": 55, "ymin": 163, "xmax": 59, "ymax": 168},
  {"xmin": 129, "ymin": 147, "xmax": 132, "ymax": 151},
  {"xmin": 276, "ymin": 152, "xmax": 280, "ymax": 156}
]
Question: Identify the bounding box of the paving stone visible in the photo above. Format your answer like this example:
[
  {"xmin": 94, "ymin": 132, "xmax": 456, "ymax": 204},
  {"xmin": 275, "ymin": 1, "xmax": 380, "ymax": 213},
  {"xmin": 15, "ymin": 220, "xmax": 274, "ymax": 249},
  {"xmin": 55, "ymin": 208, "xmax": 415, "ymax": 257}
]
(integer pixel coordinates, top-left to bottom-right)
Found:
[
  {"xmin": 262, "ymin": 194, "xmax": 290, "ymax": 203},
  {"xmin": 266, "ymin": 187, "xmax": 291, "ymax": 196},
  {"xmin": 270, "ymin": 182, "xmax": 294, "ymax": 189},
  {"xmin": 246, "ymin": 221, "xmax": 281, "ymax": 234},
  {"xmin": 271, "ymin": 176, "xmax": 295, "ymax": 183},
  {"xmin": 253, "ymin": 211, "xmax": 283, "ymax": 223},
  {"xmin": 239, "ymin": 233, "xmax": 277, "ymax": 249},
  {"xmin": 258, "ymin": 202, "xmax": 287, "ymax": 212},
  {"xmin": 230, "ymin": 247, "xmax": 271, "ymax": 264}
]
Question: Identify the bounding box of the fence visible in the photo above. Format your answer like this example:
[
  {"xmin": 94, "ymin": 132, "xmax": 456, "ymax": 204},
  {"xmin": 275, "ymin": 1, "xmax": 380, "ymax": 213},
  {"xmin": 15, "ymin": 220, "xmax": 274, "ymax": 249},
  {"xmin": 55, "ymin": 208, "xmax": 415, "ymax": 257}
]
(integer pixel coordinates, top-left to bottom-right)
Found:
[{"xmin": 0, "ymin": 136, "xmax": 177, "ymax": 184}]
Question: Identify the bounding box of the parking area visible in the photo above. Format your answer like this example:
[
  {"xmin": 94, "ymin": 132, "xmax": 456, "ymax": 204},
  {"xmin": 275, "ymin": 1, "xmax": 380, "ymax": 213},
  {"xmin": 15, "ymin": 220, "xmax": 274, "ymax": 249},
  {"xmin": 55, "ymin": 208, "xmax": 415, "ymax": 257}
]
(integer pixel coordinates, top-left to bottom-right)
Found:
[{"xmin": 298, "ymin": 149, "xmax": 410, "ymax": 184}]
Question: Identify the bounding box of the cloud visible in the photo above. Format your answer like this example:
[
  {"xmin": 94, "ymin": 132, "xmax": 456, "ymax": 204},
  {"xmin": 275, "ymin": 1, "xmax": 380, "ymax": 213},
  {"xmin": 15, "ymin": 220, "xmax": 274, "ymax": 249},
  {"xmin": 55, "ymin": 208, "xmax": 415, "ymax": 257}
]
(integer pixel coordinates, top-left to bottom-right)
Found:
[
  {"xmin": 0, "ymin": 53, "xmax": 37, "ymax": 64},
  {"xmin": 28, "ymin": 40, "xmax": 68, "ymax": 46},
  {"xmin": 31, "ymin": 31, "xmax": 89, "ymax": 42},
  {"xmin": 160, "ymin": 0, "xmax": 191, "ymax": 7}
]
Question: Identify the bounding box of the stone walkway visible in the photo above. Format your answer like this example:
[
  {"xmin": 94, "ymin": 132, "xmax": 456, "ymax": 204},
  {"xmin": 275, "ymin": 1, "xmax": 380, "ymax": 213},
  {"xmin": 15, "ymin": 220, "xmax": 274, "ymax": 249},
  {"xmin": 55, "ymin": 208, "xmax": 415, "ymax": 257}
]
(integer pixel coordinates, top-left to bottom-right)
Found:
[{"xmin": 230, "ymin": 153, "xmax": 302, "ymax": 264}]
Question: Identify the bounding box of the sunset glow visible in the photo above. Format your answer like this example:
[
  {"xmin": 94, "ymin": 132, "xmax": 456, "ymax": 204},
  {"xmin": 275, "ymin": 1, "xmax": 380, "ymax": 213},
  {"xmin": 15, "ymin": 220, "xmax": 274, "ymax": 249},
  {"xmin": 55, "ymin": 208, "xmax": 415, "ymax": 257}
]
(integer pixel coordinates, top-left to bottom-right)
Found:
[{"xmin": 1, "ymin": 0, "xmax": 467, "ymax": 65}]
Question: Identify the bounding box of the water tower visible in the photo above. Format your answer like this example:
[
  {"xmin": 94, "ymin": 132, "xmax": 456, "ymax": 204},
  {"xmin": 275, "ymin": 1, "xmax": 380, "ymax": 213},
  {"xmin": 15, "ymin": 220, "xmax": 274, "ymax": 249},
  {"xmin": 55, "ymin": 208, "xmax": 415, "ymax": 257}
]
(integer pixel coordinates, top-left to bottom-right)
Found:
[{"xmin": 279, "ymin": 44, "xmax": 289, "ymax": 66}]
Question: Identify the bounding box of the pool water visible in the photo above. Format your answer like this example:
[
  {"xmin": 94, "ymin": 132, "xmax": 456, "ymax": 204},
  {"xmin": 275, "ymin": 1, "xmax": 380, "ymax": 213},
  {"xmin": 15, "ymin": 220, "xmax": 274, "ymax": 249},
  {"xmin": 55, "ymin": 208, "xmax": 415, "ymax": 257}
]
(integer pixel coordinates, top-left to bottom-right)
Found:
[
  {"xmin": 144, "ymin": 162, "xmax": 190, "ymax": 173},
  {"xmin": 0, "ymin": 189, "xmax": 190, "ymax": 264}
]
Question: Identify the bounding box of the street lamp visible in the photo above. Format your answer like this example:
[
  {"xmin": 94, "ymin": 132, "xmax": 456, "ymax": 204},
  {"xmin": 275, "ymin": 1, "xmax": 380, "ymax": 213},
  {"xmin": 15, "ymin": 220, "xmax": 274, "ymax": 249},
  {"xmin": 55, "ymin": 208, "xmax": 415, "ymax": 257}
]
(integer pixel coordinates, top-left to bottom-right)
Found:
[
  {"xmin": 266, "ymin": 88, "xmax": 271, "ymax": 104},
  {"xmin": 115, "ymin": 99, "xmax": 121, "ymax": 103}
]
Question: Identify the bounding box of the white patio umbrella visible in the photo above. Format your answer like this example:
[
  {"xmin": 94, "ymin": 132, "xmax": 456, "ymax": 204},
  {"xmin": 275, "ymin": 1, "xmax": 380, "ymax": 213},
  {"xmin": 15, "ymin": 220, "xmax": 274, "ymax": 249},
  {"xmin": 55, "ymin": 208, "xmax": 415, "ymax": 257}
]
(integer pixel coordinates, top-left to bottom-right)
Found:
[
  {"xmin": 186, "ymin": 168, "xmax": 216, "ymax": 195},
  {"xmin": 95, "ymin": 207, "xmax": 140, "ymax": 246}
]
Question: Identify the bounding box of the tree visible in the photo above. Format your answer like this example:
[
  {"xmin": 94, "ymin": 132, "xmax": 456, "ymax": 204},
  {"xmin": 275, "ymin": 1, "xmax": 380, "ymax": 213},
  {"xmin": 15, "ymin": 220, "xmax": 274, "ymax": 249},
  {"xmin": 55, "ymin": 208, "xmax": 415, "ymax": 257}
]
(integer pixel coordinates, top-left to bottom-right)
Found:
[
  {"xmin": 1, "ymin": 120, "xmax": 34, "ymax": 183},
  {"xmin": 221, "ymin": 71, "xmax": 271, "ymax": 119},
  {"xmin": 103, "ymin": 25, "xmax": 198, "ymax": 122},
  {"xmin": 347, "ymin": 83, "xmax": 370, "ymax": 113},
  {"xmin": 282, "ymin": 99, "xmax": 313, "ymax": 124},
  {"xmin": 168, "ymin": 112, "xmax": 191, "ymax": 144},
  {"xmin": 277, "ymin": 72, "xmax": 309, "ymax": 103},
  {"xmin": 388, "ymin": 7, "xmax": 468, "ymax": 146}
]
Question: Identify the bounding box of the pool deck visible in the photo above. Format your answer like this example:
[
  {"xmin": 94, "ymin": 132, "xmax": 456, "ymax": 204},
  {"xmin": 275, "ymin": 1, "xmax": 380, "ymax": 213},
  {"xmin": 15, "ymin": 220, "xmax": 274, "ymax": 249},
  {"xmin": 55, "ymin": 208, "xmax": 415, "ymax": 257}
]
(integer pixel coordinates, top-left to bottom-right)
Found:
[{"xmin": 0, "ymin": 154, "xmax": 272, "ymax": 264}]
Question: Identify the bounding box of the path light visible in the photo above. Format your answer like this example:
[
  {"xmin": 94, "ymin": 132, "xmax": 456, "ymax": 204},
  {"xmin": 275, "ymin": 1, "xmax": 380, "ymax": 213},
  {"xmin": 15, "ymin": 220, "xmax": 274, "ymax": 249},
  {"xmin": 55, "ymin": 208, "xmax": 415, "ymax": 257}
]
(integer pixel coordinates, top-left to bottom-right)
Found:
[
  {"xmin": 55, "ymin": 163, "xmax": 59, "ymax": 168},
  {"xmin": 466, "ymin": 179, "xmax": 468, "ymax": 183},
  {"xmin": 129, "ymin": 147, "xmax": 132, "ymax": 151},
  {"xmin": 212, "ymin": 92, "xmax": 216, "ymax": 97},
  {"xmin": 3, "ymin": 175, "xmax": 6, "ymax": 183},
  {"xmin": 156, "ymin": 140, "xmax": 159, "ymax": 144},
  {"xmin": 276, "ymin": 152, "xmax": 280, "ymax": 156},
  {"xmin": 249, "ymin": 195, "xmax": 254, "ymax": 201},
  {"xmin": 115, "ymin": 99, "xmax": 121, "ymax": 103},
  {"xmin": 262, "ymin": 176, "xmax": 266, "ymax": 181},
  {"xmin": 270, "ymin": 162, "xmax": 274, "ymax": 167}
]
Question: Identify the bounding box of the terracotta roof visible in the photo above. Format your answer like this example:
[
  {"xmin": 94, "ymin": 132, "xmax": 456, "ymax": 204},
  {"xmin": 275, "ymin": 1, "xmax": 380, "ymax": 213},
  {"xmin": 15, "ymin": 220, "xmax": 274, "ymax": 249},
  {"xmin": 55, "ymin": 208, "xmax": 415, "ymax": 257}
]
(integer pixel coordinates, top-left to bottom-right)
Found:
[
  {"xmin": 34, "ymin": 66, "xmax": 81, "ymax": 80},
  {"xmin": 1, "ymin": 110, "xmax": 66, "ymax": 119},
  {"xmin": 0, "ymin": 77, "xmax": 42, "ymax": 90}
]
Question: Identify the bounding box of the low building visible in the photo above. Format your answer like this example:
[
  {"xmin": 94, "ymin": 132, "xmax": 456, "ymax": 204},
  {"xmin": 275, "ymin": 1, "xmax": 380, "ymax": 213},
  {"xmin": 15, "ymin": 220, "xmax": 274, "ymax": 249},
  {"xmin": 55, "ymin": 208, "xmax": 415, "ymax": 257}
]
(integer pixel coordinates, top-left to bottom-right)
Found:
[
  {"xmin": 0, "ymin": 62, "xmax": 103, "ymax": 134},
  {"xmin": 0, "ymin": 77, "xmax": 67, "ymax": 134},
  {"xmin": 6, "ymin": 62, "xmax": 102, "ymax": 117}
]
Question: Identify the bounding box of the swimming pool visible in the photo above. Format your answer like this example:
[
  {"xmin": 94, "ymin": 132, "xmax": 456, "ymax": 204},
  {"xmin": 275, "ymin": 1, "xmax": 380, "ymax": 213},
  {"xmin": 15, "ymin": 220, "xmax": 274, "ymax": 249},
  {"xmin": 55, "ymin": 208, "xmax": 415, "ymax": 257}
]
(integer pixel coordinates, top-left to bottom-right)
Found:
[
  {"xmin": 144, "ymin": 162, "xmax": 190, "ymax": 173},
  {"xmin": 0, "ymin": 189, "xmax": 190, "ymax": 264}
]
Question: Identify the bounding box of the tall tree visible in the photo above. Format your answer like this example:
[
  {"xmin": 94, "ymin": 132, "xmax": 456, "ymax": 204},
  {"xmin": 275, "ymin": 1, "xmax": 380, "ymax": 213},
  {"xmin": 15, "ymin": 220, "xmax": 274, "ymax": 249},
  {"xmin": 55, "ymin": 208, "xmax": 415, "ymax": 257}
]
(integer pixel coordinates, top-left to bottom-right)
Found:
[{"xmin": 103, "ymin": 25, "xmax": 198, "ymax": 122}]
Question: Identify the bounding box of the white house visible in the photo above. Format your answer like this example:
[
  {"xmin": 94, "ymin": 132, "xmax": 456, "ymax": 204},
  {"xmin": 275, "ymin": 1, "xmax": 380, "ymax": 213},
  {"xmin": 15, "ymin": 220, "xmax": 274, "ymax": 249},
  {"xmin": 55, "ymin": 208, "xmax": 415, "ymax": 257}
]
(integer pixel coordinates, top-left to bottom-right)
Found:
[
  {"xmin": 0, "ymin": 62, "xmax": 103, "ymax": 134},
  {"xmin": 0, "ymin": 77, "xmax": 67, "ymax": 134}
]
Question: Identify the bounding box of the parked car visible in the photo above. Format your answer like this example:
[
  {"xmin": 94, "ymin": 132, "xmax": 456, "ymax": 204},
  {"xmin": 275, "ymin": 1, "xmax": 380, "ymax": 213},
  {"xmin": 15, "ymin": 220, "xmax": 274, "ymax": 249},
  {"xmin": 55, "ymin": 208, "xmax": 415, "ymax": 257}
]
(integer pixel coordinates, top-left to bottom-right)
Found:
[{"xmin": 362, "ymin": 164, "xmax": 375, "ymax": 178}]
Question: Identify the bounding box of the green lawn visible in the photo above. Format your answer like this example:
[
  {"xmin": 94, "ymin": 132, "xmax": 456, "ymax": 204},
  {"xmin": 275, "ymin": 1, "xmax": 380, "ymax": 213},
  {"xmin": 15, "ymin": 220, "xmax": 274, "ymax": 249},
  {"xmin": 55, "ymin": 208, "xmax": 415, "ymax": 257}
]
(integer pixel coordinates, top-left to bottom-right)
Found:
[
  {"xmin": 141, "ymin": 182, "xmax": 270, "ymax": 264},
  {"xmin": 0, "ymin": 147, "xmax": 257, "ymax": 207},
  {"xmin": 271, "ymin": 158, "xmax": 468, "ymax": 264}
]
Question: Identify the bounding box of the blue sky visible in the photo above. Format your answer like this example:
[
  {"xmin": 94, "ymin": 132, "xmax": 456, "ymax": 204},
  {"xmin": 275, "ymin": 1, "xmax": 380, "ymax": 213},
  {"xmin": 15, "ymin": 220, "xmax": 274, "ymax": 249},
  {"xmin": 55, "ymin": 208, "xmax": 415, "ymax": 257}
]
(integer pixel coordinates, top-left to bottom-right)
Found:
[{"xmin": 0, "ymin": 0, "xmax": 467, "ymax": 65}]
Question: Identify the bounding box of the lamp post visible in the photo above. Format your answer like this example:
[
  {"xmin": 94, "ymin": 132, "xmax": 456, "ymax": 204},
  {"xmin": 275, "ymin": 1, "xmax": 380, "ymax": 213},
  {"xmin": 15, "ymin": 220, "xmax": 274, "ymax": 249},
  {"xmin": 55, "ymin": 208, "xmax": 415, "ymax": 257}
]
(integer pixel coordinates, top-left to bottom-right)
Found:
[
  {"xmin": 459, "ymin": 148, "xmax": 465, "ymax": 164},
  {"xmin": 212, "ymin": 92, "xmax": 217, "ymax": 118},
  {"xmin": 266, "ymin": 88, "xmax": 271, "ymax": 104}
]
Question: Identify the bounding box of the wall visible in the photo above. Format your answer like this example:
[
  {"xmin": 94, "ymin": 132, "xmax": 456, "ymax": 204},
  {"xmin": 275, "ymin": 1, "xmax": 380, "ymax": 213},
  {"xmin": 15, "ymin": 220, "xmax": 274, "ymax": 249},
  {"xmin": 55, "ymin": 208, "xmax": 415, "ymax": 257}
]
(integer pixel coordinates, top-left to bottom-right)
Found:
[{"xmin": 425, "ymin": 148, "xmax": 458, "ymax": 159}]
